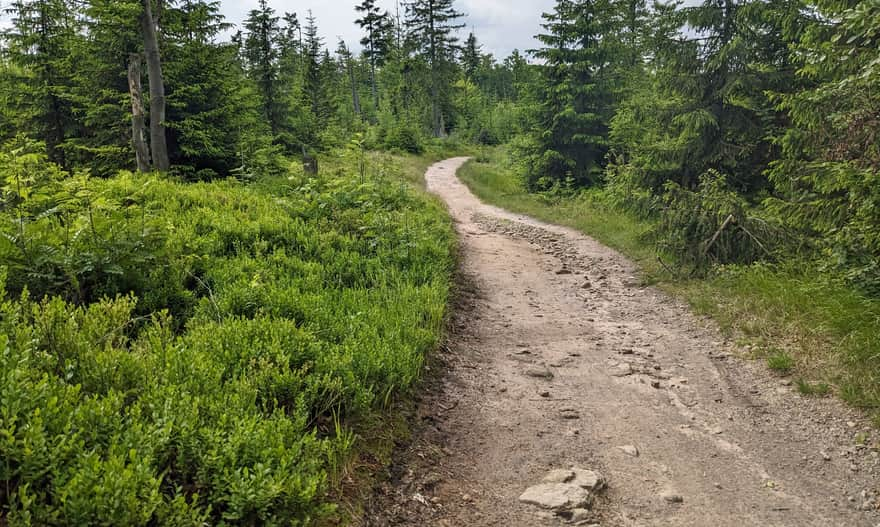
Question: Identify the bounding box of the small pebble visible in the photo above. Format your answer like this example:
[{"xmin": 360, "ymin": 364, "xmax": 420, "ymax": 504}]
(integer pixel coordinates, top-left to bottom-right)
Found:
[
  {"xmin": 618, "ymin": 445, "xmax": 639, "ymax": 457},
  {"xmin": 661, "ymin": 492, "xmax": 684, "ymax": 504}
]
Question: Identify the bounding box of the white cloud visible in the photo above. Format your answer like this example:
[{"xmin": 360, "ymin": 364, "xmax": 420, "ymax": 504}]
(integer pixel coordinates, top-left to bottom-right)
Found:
[
  {"xmin": 4, "ymin": 0, "xmax": 686, "ymax": 61},
  {"xmin": 222, "ymin": 0, "xmax": 555, "ymax": 59}
]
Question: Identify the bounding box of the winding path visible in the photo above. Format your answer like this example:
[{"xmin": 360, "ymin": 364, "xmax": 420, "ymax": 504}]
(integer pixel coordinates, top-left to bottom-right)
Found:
[{"xmin": 363, "ymin": 158, "xmax": 879, "ymax": 527}]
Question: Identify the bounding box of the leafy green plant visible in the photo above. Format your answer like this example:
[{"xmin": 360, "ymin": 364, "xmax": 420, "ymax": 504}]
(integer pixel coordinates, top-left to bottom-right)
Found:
[
  {"xmin": 0, "ymin": 150, "xmax": 454, "ymax": 524},
  {"xmin": 0, "ymin": 139, "xmax": 171, "ymax": 307},
  {"xmin": 384, "ymin": 125, "xmax": 424, "ymax": 154}
]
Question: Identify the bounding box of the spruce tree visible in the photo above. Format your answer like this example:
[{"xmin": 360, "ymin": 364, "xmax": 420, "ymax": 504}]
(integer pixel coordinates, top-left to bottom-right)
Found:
[
  {"xmin": 462, "ymin": 32, "xmax": 480, "ymax": 81},
  {"xmin": 162, "ymin": 0, "xmax": 260, "ymax": 177},
  {"xmin": 2, "ymin": 0, "xmax": 80, "ymax": 166},
  {"xmin": 607, "ymin": 0, "xmax": 798, "ymax": 194},
  {"xmin": 337, "ymin": 39, "xmax": 362, "ymax": 119},
  {"xmin": 768, "ymin": 0, "xmax": 880, "ymax": 290},
  {"xmin": 530, "ymin": 0, "xmax": 613, "ymax": 187},
  {"xmin": 355, "ymin": 0, "xmax": 393, "ymax": 110},
  {"xmin": 303, "ymin": 11, "xmax": 324, "ymax": 119},
  {"xmin": 405, "ymin": 0, "xmax": 465, "ymax": 137},
  {"xmin": 279, "ymin": 12, "xmax": 301, "ymax": 85},
  {"xmin": 243, "ymin": 0, "xmax": 283, "ymax": 136}
]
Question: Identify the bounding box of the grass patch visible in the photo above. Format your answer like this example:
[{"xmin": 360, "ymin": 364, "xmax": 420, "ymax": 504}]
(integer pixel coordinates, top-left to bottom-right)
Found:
[
  {"xmin": 766, "ymin": 349, "xmax": 795, "ymax": 374},
  {"xmin": 797, "ymin": 379, "xmax": 832, "ymax": 397},
  {"xmin": 458, "ymin": 151, "xmax": 880, "ymax": 416}
]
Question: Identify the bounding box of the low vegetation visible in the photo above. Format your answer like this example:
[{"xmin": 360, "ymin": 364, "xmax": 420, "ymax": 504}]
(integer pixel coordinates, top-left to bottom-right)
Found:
[{"xmin": 0, "ymin": 142, "xmax": 454, "ymax": 524}]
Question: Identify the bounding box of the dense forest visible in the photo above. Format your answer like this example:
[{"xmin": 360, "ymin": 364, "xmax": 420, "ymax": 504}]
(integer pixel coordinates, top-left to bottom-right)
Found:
[
  {"xmin": 1, "ymin": 0, "xmax": 879, "ymax": 524},
  {"xmin": 3, "ymin": 0, "xmax": 877, "ymax": 288}
]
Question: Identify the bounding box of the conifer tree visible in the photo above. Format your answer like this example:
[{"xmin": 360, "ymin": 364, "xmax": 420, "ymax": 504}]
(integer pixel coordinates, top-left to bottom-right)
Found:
[
  {"xmin": 303, "ymin": 11, "xmax": 324, "ymax": 119},
  {"xmin": 462, "ymin": 32, "xmax": 480, "ymax": 81},
  {"xmin": 768, "ymin": 0, "xmax": 880, "ymax": 290},
  {"xmin": 607, "ymin": 0, "xmax": 798, "ymax": 193},
  {"xmin": 405, "ymin": 0, "xmax": 465, "ymax": 137},
  {"xmin": 355, "ymin": 0, "xmax": 393, "ymax": 110},
  {"xmin": 279, "ymin": 12, "xmax": 301, "ymax": 84},
  {"xmin": 2, "ymin": 0, "xmax": 79, "ymax": 166},
  {"xmin": 337, "ymin": 39, "xmax": 362, "ymax": 118},
  {"xmin": 162, "ymin": 0, "xmax": 258, "ymax": 176},
  {"xmin": 529, "ymin": 0, "xmax": 613, "ymax": 187},
  {"xmin": 243, "ymin": 0, "xmax": 282, "ymax": 136}
]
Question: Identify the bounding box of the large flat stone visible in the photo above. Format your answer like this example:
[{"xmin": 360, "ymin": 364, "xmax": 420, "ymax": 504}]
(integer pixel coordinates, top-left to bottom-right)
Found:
[
  {"xmin": 518, "ymin": 483, "xmax": 593, "ymax": 511},
  {"xmin": 540, "ymin": 469, "xmax": 605, "ymax": 492}
]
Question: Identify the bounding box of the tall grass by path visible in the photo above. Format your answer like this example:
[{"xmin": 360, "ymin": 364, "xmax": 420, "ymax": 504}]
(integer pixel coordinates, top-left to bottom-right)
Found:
[{"xmin": 458, "ymin": 155, "xmax": 880, "ymax": 420}]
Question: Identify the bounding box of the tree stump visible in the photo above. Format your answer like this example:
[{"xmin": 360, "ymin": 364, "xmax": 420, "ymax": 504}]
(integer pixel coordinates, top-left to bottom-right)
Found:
[{"xmin": 303, "ymin": 153, "xmax": 318, "ymax": 176}]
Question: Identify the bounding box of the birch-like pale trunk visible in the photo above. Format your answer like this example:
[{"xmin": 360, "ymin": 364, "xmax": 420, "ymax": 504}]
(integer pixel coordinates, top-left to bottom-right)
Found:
[
  {"xmin": 141, "ymin": 0, "xmax": 170, "ymax": 172},
  {"xmin": 128, "ymin": 53, "xmax": 151, "ymax": 172}
]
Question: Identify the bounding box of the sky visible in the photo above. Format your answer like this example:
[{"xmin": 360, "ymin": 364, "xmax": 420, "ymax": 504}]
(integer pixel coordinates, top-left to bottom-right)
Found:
[
  {"xmin": 222, "ymin": 0, "xmax": 556, "ymax": 59},
  {"xmin": 0, "ymin": 1, "xmax": 703, "ymax": 60}
]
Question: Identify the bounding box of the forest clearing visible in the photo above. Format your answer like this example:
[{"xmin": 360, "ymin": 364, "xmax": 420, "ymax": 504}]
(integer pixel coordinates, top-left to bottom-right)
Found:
[{"xmin": 1, "ymin": 0, "xmax": 879, "ymax": 525}]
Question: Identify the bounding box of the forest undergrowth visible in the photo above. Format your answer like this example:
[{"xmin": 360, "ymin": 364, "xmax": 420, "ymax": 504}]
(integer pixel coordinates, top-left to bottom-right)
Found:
[{"xmin": 0, "ymin": 143, "xmax": 458, "ymax": 525}]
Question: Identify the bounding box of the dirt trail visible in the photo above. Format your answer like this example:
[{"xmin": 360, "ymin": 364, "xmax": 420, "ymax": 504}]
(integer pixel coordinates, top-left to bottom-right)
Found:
[{"xmin": 362, "ymin": 158, "xmax": 880, "ymax": 527}]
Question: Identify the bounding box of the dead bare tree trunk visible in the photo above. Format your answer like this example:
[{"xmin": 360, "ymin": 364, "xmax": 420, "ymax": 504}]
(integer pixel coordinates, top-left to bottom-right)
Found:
[
  {"xmin": 128, "ymin": 53, "xmax": 151, "ymax": 172},
  {"xmin": 141, "ymin": 0, "xmax": 170, "ymax": 172},
  {"xmin": 302, "ymin": 146, "xmax": 318, "ymax": 176},
  {"xmin": 369, "ymin": 61, "xmax": 379, "ymax": 111},
  {"xmin": 348, "ymin": 59, "xmax": 362, "ymax": 117}
]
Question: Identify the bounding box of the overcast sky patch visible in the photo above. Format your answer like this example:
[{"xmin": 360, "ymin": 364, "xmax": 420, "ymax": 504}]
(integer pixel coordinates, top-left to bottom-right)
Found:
[{"xmin": 220, "ymin": 0, "xmax": 556, "ymax": 59}]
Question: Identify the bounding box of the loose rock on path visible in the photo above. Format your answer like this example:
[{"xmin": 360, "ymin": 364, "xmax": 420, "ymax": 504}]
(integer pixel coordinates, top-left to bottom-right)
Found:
[{"xmin": 360, "ymin": 158, "xmax": 880, "ymax": 527}]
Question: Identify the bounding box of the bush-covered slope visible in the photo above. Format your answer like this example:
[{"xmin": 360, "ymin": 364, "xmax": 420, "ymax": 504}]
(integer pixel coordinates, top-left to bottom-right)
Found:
[{"xmin": 0, "ymin": 146, "xmax": 454, "ymax": 525}]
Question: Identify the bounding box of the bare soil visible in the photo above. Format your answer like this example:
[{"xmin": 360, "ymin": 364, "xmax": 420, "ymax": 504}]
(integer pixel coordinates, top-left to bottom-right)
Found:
[{"xmin": 359, "ymin": 158, "xmax": 880, "ymax": 527}]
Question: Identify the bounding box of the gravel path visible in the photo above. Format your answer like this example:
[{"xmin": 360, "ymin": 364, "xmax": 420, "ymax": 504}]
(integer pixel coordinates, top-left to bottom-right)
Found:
[{"xmin": 360, "ymin": 158, "xmax": 880, "ymax": 527}]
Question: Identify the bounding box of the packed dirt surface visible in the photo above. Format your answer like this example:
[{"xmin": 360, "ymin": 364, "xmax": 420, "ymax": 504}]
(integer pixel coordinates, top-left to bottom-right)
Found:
[{"xmin": 360, "ymin": 158, "xmax": 880, "ymax": 527}]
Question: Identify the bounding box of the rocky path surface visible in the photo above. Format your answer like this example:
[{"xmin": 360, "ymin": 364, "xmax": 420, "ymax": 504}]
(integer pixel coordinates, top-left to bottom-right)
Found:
[{"xmin": 361, "ymin": 158, "xmax": 880, "ymax": 527}]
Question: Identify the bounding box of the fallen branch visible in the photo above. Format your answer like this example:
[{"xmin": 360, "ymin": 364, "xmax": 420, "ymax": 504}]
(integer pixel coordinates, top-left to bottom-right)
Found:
[
  {"xmin": 737, "ymin": 223, "xmax": 774, "ymax": 258},
  {"xmin": 657, "ymin": 256, "xmax": 678, "ymax": 278},
  {"xmin": 703, "ymin": 214, "xmax": 736, "ymax": 257}
]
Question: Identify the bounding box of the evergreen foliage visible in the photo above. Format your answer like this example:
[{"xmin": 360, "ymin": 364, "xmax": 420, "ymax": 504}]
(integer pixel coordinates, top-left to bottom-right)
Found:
[
  {"xmin": 526, "ymin": 0, "xmax": 614, "ymax": 189},
  {"xmin": 767, "ymin": 0, "xmax": 880, "ymax": 292},
  {"xmin": 356, "ymin": 0, "xmax": 393, "ymax": 111},
  {"xmin": 405, "ymin": 0, "xmax": 466, "ymax": 137},
  {"xmin": 515, "ymin": 0, "xmax": 879, "ymax": 289},
  {"xmin": 242, "ymin": 0, "xmax": 283, "ymax": 137}
]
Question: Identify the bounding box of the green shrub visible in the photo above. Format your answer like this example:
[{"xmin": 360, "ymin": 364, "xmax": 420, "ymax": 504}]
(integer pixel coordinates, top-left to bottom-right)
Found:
[
  {"xmin": 766, "ymin": 349, "xmax": 795, "ymax": 374},
  {"xmin": 475, "ymin": 128, "xmax": 499, "ymax": 146},
  {"xmin": 600, "ymin": 159, "xmax": 660, "ymax": 220},
  {"xmin": 657, "ymin": 170, "xmax": 784, "ymax": 271},
  {"xmin": 384, "ymin": 126, "xmax": 424, "ymax": 154},
  {"xmin": 0, "ymin": 142, "xmax": 178, "ymax": 310},
  {"xmin": 0, "ymin": 149, "xmax": 454, "ymax": 524}
]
